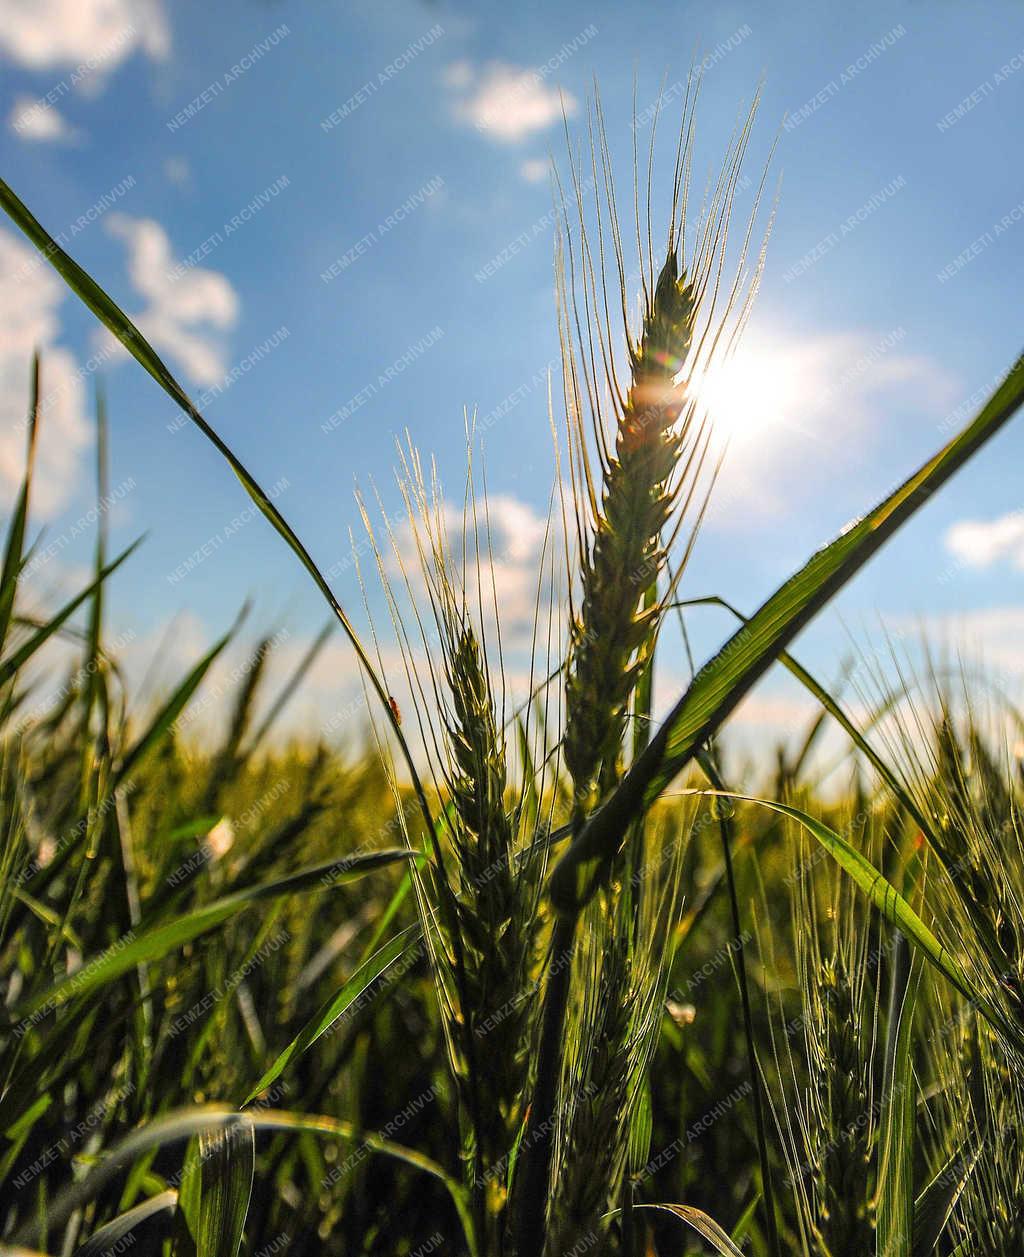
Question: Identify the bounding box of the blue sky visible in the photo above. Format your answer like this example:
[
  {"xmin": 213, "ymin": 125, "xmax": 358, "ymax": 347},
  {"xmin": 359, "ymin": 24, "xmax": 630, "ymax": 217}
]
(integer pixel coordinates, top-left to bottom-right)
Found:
[{"xmin": 3, "ymin": 0, "xmax": 1024, "ymax": 756}]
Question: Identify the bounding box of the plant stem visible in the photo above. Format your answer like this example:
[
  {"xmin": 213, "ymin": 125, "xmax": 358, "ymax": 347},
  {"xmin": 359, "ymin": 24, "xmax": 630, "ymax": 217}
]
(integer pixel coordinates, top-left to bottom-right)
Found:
[
  {"xmin": 512, "ymin": 910, "xmax": 577, "ymax": 1255},
  {"xmin": 699, "ymin": 750, "xmax": 781, "ymax": 1257}
]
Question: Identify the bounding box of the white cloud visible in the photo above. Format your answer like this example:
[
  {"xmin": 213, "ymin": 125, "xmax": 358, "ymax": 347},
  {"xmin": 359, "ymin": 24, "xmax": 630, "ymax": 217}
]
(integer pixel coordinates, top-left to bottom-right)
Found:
[
  {"xmin": 445, "ymin": 60, "xmax": 574, "ymax": 143},
  {"xmin": 105, "ymin": 214, "xmax": 239, "ymax": 386},
  {"xmin": 442, "ymin": 60, "xmax": 474, "ymax": 91},
  {"xmin": 729, "ymin": 689, "xmax": 820, "ymax": 730},
  {"xmin": 163, "ymin": 156, "xmax": 191, "ymax": 187},
  {"xmin": 888, "ymin": 607, "xmax": 1024, "ymax": 680},
  {"xmin": 0, "ymin": 228, "xmax": 91, "ymax": 518},
  {"xmin": 945, "ymin": 512, "xmax": 1024, "ymax": 570},
  {"xmin": 386, "ymin": 490, "xmax": 556, "ymax": 646},
  {"xmin": 0, "ymin": 0, "xmax": 169, "ymax": 77},
  {"xmin": 519, "ymin": 157, "xmax": 550, "ymax": 184},
  {"xmin": 8, "ymin": 94, "xmax": 74, "ymax": 142},
  {"xmin": 485, "ymin": 493, "xmax": 548, "ymax": 562},
  {"xmin": 108, "ymin": 613, "xmax": 369, "ymax": 746}
]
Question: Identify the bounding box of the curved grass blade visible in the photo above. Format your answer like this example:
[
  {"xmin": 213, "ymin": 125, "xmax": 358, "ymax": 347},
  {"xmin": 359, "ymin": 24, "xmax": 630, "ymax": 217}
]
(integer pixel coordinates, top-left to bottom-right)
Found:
[
  {"xmin": 551, "ymin": 351, "xmax": 1024, "ymax": 910},
  {"xmin": 0, "ymin": 177, "xmax": 472, "ymax": 1030},
  {"xmin": 79, "ymin": 380, "xmax": 109, "ymax": 760},
  {"xmin": 0, "ymin": 184, "xmax": 529, "ymax": 1168},
  {"xmin": 912, "ymin": 1142, "xmax": 981, "ymax": 1257},
  {"xmin": 175, "ymin": 1124, "xmax": 253, "ymax": 1257},
  {"xmin": 14, "ymin": 616, "xmax": 233, "ymax": 910},
  {"xmin": 73, "ymin": 1190, "xmax": 178, "ymax": 1257},
  {"xmin": 694, "ymin": 792, "xmax": 1015, "ymax": 1045},
  {"xmin": 877, "ymin": 932, "xmax": 918, "ymax": 1257},
  {"xmin": 244, "ymin": 925, "xmax": 420, "ymax": 1103},
  {"xmin": 0, "ymin": 541, "xmax": 140, "ymax": 690},
  {"xmin": 114, "ymin": 616, "xmax": 236, "ymax": 787},
  {"xmin": 625, "ymin": 1203, "xmax": 746, "ymax": 1256},
  {"xmin": 8, "ymin": 850, "xmax": 412, "ymax": 1025},
  {"xmin": 242, "ymin": 619, "xmax": 333, "ymax": 757},
  {"xmin": 16, "ymin": 1106, "xmax": 475, "ymax": 1256},
  {"xmin": 0, "ymin": 177, "xmax": 432, "ymax": 835},
  {"xmin": 697, "ymin": 752, "xmax": 780, "ymax": 1257},
  {"xmin": 357, "ymin": 848, "xmax": 427, "ymax": 962},
  {"xmin": 678, "ymin": 595, "xmax": 934, "ymax": 840},
  {"xmin": 729, "ymin": 1193, "xmax": 760, "ymax": 1248},
  {"xmin": 0, "ymin": 353, "xmax": 39, "ymax": 661}
]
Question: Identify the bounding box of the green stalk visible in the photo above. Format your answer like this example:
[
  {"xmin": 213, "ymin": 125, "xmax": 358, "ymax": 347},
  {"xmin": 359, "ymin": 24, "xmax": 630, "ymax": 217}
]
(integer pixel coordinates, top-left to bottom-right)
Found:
[
  {"xmin": 512, "ymin": 911, "xmax": 576, "ymax": 1255},
  {"xmin": 698, "ymin": 750, "xmax": 781, "ymax": 1257}
]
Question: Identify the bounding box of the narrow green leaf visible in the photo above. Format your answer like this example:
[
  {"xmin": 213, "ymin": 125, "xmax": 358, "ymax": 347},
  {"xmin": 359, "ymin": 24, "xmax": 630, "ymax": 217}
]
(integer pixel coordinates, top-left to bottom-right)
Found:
[
  {"xmin": 629, "ymin": 1203, "xmax": 746, "ymax": 1256},
  {"xmin": 679, "ymin": 595, "xmax": 935, "ymax": 841},
  {"xmin": 73, "ymin": 1191, "xmax": 178, "ymax": 1256},
  {"xmin": 626, "ymin": 1077, "xmax": 654, "ymax": 1175},
  {"xmin": 912, "ymin": 1143, "xmax": 981, "ymax": 1257},
  {"xmin": 3, "ymin": 1092, "xmax": 52, "ymax": 1141},
  {"xmin": 729, "ymin": 1193, "xmax": 761, "ymax": 1247},
  {"xmin": 697, "ymin": 793, "xmax": 1013, "ymax": 1045},
  {"xmin": 79, "ymin": 379, "xmax": 109, "ymax": 751},
  {"xmin": 243, "ymin": 619, "xmax": 333, "ymax": 756},
  {"xmin": 877, "ymin": 933, "xmax": 918, "ymax": 1257},
  {"xmin": 516, "ymin": 714, "xmax": 540, "ymax": 832},
  {"xmin": 113, "ymin": 618, "xmax": 236, "ymax": 787},
  {"xmin": 175, "ymin": 1125, "xmax": 253, "ymax": 1257},
  {"xmin": 0, "ymin": 176, "xmax": 423, "ymax": 808},
  {"xmin": 0, "ymin": 353, "xmax": 39, "ymax": 660},
  {"xmin": 245, "ymin": 925, "xmax": 420, "ymax": 1104},
  {"xmin": 698, "ymin": 753, "xmax": 781, "ymax": 1257},
  {"xmin": 18, "ymin": 1106, "xmax": 475, "ymax": 1256},
  {"xmin": 9, "ymin": 850, "xmax": 412, "ymax": 1024},
  {"xmin": 0, "ymin": 541, "xmax": 140, "ymax": 690}
]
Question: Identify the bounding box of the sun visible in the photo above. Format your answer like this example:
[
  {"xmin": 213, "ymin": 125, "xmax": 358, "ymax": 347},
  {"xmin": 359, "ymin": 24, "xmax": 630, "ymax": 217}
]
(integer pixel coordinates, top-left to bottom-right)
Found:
[{"xmin": 688, "ymin": 337, "xmax": 806, "ymax": 451}]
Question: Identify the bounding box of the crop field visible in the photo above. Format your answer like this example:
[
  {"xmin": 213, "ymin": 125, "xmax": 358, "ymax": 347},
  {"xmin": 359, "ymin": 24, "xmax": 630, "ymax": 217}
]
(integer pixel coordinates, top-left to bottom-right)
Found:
[{"xmin": 2, "ymin": 6, "xmax": 1024, "ymax": 1256}]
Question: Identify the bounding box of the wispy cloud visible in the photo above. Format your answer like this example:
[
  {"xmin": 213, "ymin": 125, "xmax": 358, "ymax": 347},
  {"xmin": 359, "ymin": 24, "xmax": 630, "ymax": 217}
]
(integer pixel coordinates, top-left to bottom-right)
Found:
[
  {"xmin": 104, "ymin": 214, "xmax": 239, "ymax": 386},
  {"xmin": 0, "ymin": 0, "xmax": 169, "ymax": 77},
  {"xmin": 0, "ymin": 228, "xmax": 91, "ymax": 518},
  {"xmin": 519, "ymin": 157, "xmax": 550, "ymax": 184},
  {"xmin": 444, "ymin": 60, "xmax": 574, "ymax": 143},
  {"xmin": 8, "ymin": 94, "xmax": 74, "ymax": 142},
  {"xmin": 889, "ymin": 606, "xmax": 1024, "ymax": 680},
  {"xmin": 946, "ymin": 511, "xmax": 1024, "ymax": 570},
  {"xmin": 163, "ymin": 156, "xmax": 192, "ymax": 187},
  {"xmin": 385, "ymin": 491, "xmax": 554, "ymax": 646}
]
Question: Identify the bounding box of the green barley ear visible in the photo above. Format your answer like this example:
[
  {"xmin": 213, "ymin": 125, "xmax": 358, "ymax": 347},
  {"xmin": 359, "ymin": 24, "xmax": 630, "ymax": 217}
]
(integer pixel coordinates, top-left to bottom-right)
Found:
[
  {"xmin": 545, "ymin": 920, "xmax": 634, "ymax": 1255},
  {"xmin": 559, "ymin": 87, "xmax": 768, "ymax": 818},
  {"xmin": 445, "ymin": 623, "xmax": 513, "ymax": 889},
  {"xmin": 543, "ymin": 817, "xmax": 686, "ymax": 1255},
  {"xmin": 562, "ymin": 249, "xmax": 696, "ymax": 804},
  {"xmin": 429, "ymin": 561, "xmax": 545, "ymax": 1246},
  {"xmin": 444, "ymin": 622, "xmax": 540, "ymax": 1167},
  {"xmin": 877, "ymin": 663, "xmax": 1024, "ymax": 1039},
  {"xmin": 927, "ymin": 1003, "xmax": 1024, "ymax": 1253},
  {"xmin": 370, "ymin": 444, "xmax": 546, "ymax": 1243},
  {"xmin": 805, "ymin": 951, "xmax": 877, "ymax": 1256},
  {"xmin": 772, "ymin": 819, "xmax": 881, "ymax": 1257},
  {"xmin": 514, "ymin": 89, "xmax": 769, "ymax": 1257}
]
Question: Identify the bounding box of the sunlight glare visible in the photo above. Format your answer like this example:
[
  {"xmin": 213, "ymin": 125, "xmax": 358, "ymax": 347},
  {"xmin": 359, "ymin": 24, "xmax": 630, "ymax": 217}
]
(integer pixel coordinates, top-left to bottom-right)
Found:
[{"xmin": 688, "ymin": 339, "xmax": 805, "ymax": 451}]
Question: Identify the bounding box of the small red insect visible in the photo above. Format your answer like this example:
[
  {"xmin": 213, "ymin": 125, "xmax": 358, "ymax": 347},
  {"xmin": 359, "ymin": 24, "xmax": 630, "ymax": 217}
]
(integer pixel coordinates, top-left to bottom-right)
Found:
[{"xmin": 388, "ymin": 695, "xmax": 402, "ymax": 726}]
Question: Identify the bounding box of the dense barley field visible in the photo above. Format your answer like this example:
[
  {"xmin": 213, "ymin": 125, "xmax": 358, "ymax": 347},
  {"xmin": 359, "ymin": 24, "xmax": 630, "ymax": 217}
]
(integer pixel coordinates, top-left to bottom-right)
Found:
[{"xmin": 3, "ymin": 58, "xmax": 1024, "ymax": 1257}]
